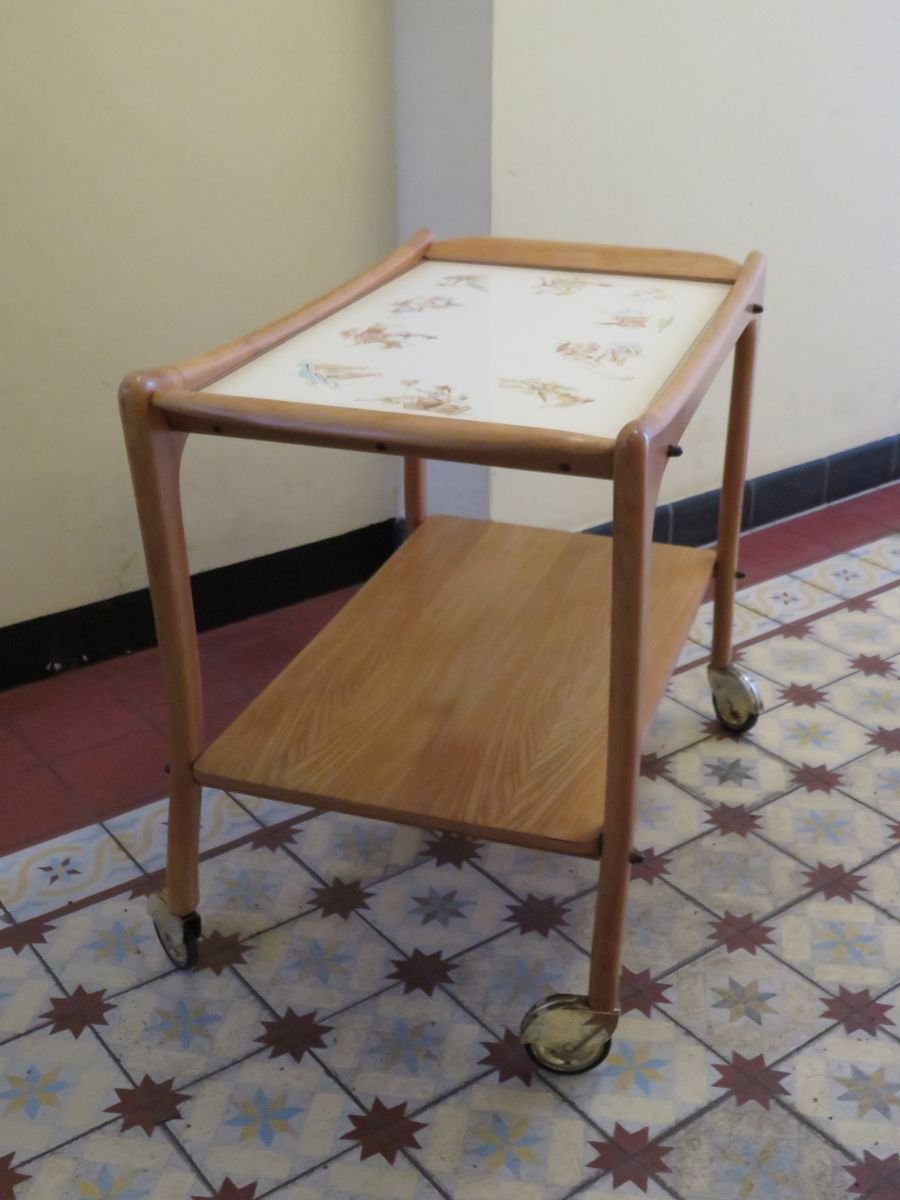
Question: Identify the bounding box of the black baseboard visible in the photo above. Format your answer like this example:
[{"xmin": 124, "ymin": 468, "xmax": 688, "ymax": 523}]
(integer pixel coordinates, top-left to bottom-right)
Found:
[
  {"xmin": 3, "ymin": 433, "xmax": 898, "ymax": 695},
  {"xmin": 0, "ymin": 518, "xmax": 402, "ymax": 693},
  {"xmin": 589, "ymin": 433, "xmax": 900, "ymax": 546}
]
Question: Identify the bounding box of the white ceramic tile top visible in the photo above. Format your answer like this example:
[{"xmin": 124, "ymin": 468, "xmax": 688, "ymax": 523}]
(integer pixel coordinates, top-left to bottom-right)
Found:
[{"xmin": 205, "ymin": 261, "xmax": 730, "ymax": 440}]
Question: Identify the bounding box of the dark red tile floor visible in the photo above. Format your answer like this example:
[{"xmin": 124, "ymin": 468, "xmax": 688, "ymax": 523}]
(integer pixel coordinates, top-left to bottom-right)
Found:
[{"xmin": 1, "ymin": 488, "xmax": 897, "ymax": 856}]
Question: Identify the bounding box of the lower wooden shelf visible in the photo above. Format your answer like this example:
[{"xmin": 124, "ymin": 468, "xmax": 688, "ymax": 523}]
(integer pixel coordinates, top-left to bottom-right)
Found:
[{"xmin": 195, "ymin": 516, "xmax": 714, "ymax": 856}]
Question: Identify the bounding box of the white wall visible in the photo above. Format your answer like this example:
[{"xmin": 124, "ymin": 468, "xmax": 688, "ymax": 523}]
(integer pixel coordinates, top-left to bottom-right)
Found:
[
  {"xmin": 393, "ymin": 0, "xmax": 493, "ymax": 518},
  {"xmin": 491, "ymin": 0, "xmax": 900, "ymax": 529},
  {"xmin": 0, "ymin": 1, "xmax": 397, "ymax": 628}
]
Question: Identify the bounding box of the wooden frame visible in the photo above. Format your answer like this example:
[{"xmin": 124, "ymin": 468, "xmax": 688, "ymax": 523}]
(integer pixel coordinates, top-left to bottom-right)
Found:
[{"xmin": 120, "ymin": 231, "xmax": 764, "ymax": 1042}]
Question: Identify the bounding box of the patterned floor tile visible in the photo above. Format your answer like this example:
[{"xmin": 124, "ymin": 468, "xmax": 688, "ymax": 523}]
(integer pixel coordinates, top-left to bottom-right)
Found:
[
  {"xmin": 736, "ymin": 634, "xmax": 855, "ymax": 690},
  {"xmin": 278, "ymin": 1156, "xmax": 444, "ymax": 1198},
  {"xmin": 737, "ymin": 577, "xmax": 837, "ymax": 623},
  {"xmin": 757, "ymin": 787, "xmax": 893, "ymax": 868},
  {"xmin": 0, "ymin": 825, "xmax": 140, "ymax": 922},
  {"xmin": 675, "ymin": 639, "xmax": 708, "ymax": 668},
  {"xmin": 867, "ymin": 848, "xmax": 900, "ymax": 918},
  {"xmin": 552, "ymin": 1011, "xmax": 716, "ymax": 1138},
  {"xmin": 198, "ymin": 844, "xmax": 315, "ymax": 939},
  {"xmin": 664, "ymin": 831, "xmax": 806, "ymax": 920},
  {"xmin": 103, "ymin": 788, "xmax": 259, "ymax": 871},
  {"xmin": 793, "ymin": 553, "xmax": 899, "ymax": 599},
  {"xmin": 475, "ymin": 842, "xmax": 600, "ymax": 900},
  {"xmin": 97, "ymin": 964, "xmax": 269, "ymax": 1089},
  {"xmin": 641, "ymin": 697, "xmax": 709, "ymax": 757},
  {"xmin": 790, "ymin": 1030, "xmax": 900, "ymax": 1157},
  {"xmin": 0, "ymin": 945, "xmax": 56, "ymax": 1043},
  {"xmin": 231, "ymin": 790, "xmax": 317, "ymax": 826},
  {"xmin": 292, "ymin": 809, "xmax": 426, "ymax": 887},
  {"xmin": 665, "ymin": 941, "xmax": 831, "ymax": 1060},
  {"xmin": 633, "ymin": 776, "xmax": 708, "ymax": 854},
  {"xmin": 364, "ymin": 860, "xmax": 510, "ymax": 958},
  {"xmin": 317, "ymin": 984, "xmax": 485, "ymax": 1109},
  {"xmin": 851, "ymin": 535, "xmax": 900, "ymax": 574},
  {"xmin": 409, "ymin": 1077, "xmax": 598, "ymax": 1199},
  {"xmin": 446, "ymin": 929, "xmax": 588, "ymax": 1036},
  {"xmin": 663, "ymin": 738, "xmax": 792, "ymax": 808},
  {"xmin": 749, "ymin": 701, "xmax": 873, "ymax": 769},
  {"xmin": 689, "ymin": 602, "xmax": 779, "ymax": 648},
  {"xmin": 807, "ymin": 606, "xmax": 900, "ymax": 658},
  {"xmin": 175, "ymin": 1051, "xmax": 356, "ymax": 1197},
  {"xmin": 35, "ymin": 894, "xmax": 173, "ymax": 996},
  {"xmin": 0, "ymin": 1024, "xmax": 124, "ymax": 1161},
  {"xmin": 236, "ymin": 909, "xmax": 392, "ymax": 1018},
  {"xmin": 664, "ymin": 1095, "xmax": 853, "ymax": 1199},
  {"xmin": 873, "ymin": 584, "xmax": 900, "ymax": 622},
  {"xmin": 770, "ymin": 893, "xmax": 900, "ymax": 992},
  {"xmin": 840, "ymin": 750, "xmax": 900, "ymax": 819},
  {"xmin": 574, "ymin": 1176, "xmax": 672, "ymax": 1200},
  {"xmin": 565, "ymin": 878, "xmax": 715, "ymax": 977},
  {"xmin": 825, "ymin": 671, "xmax": 900, "ymax": 731},
  {"xmin": 18, "ymin": 1124, "xmax": 203, "ymax": 1199},
  {"xmin": 666, "ymin": 661, "xmax": 782, "ymax": 718}
]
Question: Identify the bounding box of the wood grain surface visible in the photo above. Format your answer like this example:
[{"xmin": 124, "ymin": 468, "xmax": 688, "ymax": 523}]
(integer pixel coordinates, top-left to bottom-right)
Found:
[{"xmin": 195, "ymin": 516, "xmax": 714, "ymax": 855}]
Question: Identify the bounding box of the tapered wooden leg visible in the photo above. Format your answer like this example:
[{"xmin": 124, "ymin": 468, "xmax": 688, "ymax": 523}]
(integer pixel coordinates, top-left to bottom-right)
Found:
[
  {"xmin": 589, "ymin": 427, "xmax": 659, "ymax": 1014},
  {"xmin": 711, "ymin": 322, "xmax": 758, "ymax": 669},
  {"xmin": 120, "ymin": 380, "xmax": 204, "ymax": 917},
  {"xmin": 404, "ymin": 456, "xmax": 427, "ymax": 534}
]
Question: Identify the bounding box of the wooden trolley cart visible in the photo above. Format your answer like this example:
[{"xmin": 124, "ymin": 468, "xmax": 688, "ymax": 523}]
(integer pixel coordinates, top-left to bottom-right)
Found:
[{"xmin": 120, "ymin": 230, "xmax": 765, "ymax": 1074}]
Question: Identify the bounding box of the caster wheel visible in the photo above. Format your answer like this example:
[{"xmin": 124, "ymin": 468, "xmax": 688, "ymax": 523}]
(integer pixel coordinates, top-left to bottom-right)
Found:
[
  {"xmin": 148, "ymin": 893, "xmax": 202, "ymax": 969},
  {"xmin": 520, "ymin": 994, "xmax": 616, "ymax": 1075},
  {"xmin": 708, "ymin": 664, "xmax": 762, "ymax": 734}
]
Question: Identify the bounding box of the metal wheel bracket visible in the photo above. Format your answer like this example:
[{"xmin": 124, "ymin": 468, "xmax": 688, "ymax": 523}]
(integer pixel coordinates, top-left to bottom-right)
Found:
[
  {"xmin": 520, "ymin": 994, "xmax": 619, "ymax": 1074},
  {"xmin": 148, "ymin": 892, "xmax": 202, "ymax": 969},
  {"xmin": 707, "ymin": 663, "xmax": 763, "ymax": 733}
]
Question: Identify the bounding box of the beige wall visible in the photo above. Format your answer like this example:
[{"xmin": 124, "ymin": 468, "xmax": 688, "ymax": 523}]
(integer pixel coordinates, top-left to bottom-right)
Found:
[
  {"xmin": 490, "ymin": 0, "xmax": 900, "ymax": 528},
  {"xmin": 0, "ymin": 1, "xmax": 397, "ymax": 627}
]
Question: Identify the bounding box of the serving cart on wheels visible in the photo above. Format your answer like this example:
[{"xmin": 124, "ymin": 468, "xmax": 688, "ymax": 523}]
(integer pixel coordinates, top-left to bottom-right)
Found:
[{"xmin": 120, "ymin": 230, "xmax": 766, "ymax": 1074}]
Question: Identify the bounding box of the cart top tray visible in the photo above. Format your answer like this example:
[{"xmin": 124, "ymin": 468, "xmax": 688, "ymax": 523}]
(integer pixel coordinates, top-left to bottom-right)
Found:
[
  {"xmin": 195, "ymin": 515, "xmax": 715, "ymax": 856},
  {"xmin": 203, "ymin": 260, "xmax": 729, "ymax": 442}
]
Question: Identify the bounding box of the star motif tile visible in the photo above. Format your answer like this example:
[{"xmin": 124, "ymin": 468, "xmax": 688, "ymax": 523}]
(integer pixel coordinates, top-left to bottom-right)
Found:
[
  {"xmin": 789, "ymin": 1031, "xmax": 900, "ymax": 1157},
  {"xmin": 665, "ymin": 942, "xmax": 831, "ymax": 1059},
  {"xmin": 316, "ymin": 985, "xmax": 485, "ymax": 1109},
  {"xmin": 551, "ymin": 1011, "xmax": 716, "ymax": 1138},
  {"xmin": 769, "ymin": 893, "xmax": 900, "ymax": 992},
  {"xmin": 757, "ymin": 787, "xmax": 892, "ymax": 868},
  {"xmin": 0, "ymin": 944, "xmax": 56, "ymax": 1043},
  {"xmin": 737, "ymin": 577, "xmax": 837, "ymax": 623},
  {"xmin": 840, "ymin": 750, "xmax": 900, "ymax": 818},
  {"xmin": 96, "ymin": 964, "xmax": 269, "ymax": 1089},
  {"xmin": 749, "ymin": 702, "xmax": 873, "ymax": 769},
  {"xmin": 633, "ymin": 776, "xmax": 709, "ymax": 854},
  {"xmin": 103, "ymin": 789, "xmax": 259, "ymax": 872},
  {"xmin": 174, "ymin": 1051, "xmax": 356, "ymax": 1197},
  {"xmin": 475, "ymin": 841, "xmax": 600, "ymax": 900},
  {"xmin": 736, "ymin": 633, "xmax": 855, "ymax": 689},
  {"xmin": 36, "ymin": 894, "xmax": 174, "ymax": 995},
  {"xmin": 0, "ymin": 1024, "xmax": 125, "ymax": 1162},
  {"xmin": 0, "ymin": 825, "xmax": 140, "ymax": 922},
  {"xmin": 641, "ymin": 697, "xmax": 709, "ymax": 757},
  {"xmin": 808, "ymin": 607, "xmax": 900, "ymax": 658},
  {"xmin": 689, "ymin": 601, "xmax": 779, "ymax": 648},
  {"xmin": 291, "ymin": 809, "xmax": 427, "ymax": 886},
  {"xmin": 277, "ymin": 1154, "xmax": 444, "ymax": 1198},
  {"xmin": 198, "ymin": 844, "xmax": 316, "ymax": 939},
  {"xmin": 793, "ymin": 554, "xmax": 899, "ymax": 599},
  {"xmin": 867, "ymin": 849, "xmax": 900, "ymax": 918},
  {"xmin": 664, "ymin": 738, "xmax": 791, "ymax": 808},
  {"xmin": 409, "ymin": 1078, "xmax": 597, "ymax": 1198},
  {"xmin": 363, "ymin": 860, "xmax": 509, "ymax": 957},
  {"xmin": 18, "ymin": 1123, "xmax": 205, "ymax": 1199},
  {"xmin": 664, "ymin": 1094, "xmax": 853, "ymax": 1199},
  {"xmin": 826, "ymin": 672, "xmax": 900, "ymax": 731},
  {"xmin": 664, "ymin": 830, "xmax": 806, "ymax": 920},
  {"xmin": 235, "ymin": 909, "xmax": 392, "ymax": 1017},
  {"xmin": 565, "ymin": 878, "xmax": 714, "ymax": 977},
  {"xmin": 851, "ymin": 536, "xmax": 900, "ymax": 574}
]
